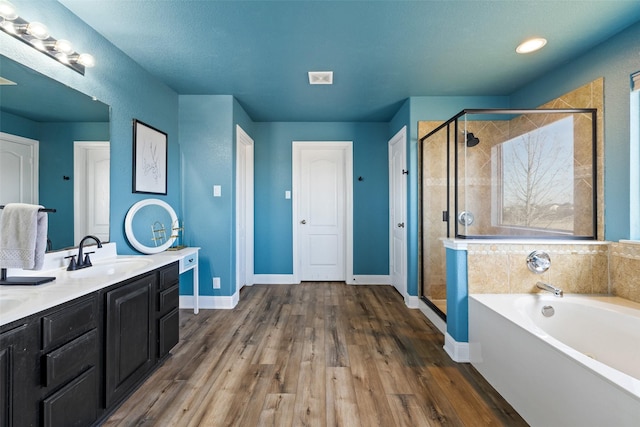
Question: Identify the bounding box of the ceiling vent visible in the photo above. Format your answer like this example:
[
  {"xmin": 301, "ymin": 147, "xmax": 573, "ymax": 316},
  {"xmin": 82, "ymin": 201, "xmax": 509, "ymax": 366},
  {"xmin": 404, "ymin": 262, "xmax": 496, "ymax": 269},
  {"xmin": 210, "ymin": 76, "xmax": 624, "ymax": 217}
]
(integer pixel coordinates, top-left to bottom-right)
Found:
[{"xmin": 308, "ymin": 71, "xmax": 333, "ymax": 85}]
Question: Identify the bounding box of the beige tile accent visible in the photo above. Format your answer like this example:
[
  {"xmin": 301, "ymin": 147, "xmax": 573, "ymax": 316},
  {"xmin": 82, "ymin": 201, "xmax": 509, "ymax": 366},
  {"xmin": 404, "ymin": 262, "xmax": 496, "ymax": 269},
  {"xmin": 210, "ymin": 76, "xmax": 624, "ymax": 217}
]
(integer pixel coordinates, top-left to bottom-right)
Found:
[{"xmin": 610, "ymin": 242, "xmax": 640, "ymax": 303}]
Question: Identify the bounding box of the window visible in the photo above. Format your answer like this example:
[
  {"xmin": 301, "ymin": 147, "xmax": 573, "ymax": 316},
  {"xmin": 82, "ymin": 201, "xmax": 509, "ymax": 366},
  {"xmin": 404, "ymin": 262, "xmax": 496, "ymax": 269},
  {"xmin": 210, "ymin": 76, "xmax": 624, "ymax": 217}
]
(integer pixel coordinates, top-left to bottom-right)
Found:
[{"xmin": 493, "ymin": 116, "xmax": 575, "ymax": 233}]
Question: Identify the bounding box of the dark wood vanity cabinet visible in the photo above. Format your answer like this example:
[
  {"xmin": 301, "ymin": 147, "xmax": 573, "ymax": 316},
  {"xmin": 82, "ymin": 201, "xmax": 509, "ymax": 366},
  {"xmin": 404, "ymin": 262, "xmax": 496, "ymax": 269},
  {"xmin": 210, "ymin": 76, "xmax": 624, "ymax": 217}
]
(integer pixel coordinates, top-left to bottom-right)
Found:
[
  {"xmin": 0, "ymin": 261, "xmax": 181, "ymax": 427},
  {"xmin": 104, "ymin": 273, "xmax": 156, "ymax": 408}
]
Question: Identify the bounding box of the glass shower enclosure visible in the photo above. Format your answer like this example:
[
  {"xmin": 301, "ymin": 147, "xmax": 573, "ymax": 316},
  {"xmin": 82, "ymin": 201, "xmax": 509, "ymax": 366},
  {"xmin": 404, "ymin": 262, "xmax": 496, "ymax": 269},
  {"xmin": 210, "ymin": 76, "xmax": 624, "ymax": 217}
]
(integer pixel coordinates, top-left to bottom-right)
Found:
[{"xmin": 418, "ymin": 109, "xmax": 598, "ymax": 317}]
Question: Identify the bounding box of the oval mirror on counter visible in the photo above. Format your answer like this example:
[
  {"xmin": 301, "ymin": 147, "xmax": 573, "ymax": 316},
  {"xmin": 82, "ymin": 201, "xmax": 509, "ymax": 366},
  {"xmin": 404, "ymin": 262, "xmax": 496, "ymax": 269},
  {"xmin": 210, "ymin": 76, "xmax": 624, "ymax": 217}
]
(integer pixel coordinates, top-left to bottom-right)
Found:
[{"xmin": 124, "ymin": 199, "xmax": 177, "ymax": 254}]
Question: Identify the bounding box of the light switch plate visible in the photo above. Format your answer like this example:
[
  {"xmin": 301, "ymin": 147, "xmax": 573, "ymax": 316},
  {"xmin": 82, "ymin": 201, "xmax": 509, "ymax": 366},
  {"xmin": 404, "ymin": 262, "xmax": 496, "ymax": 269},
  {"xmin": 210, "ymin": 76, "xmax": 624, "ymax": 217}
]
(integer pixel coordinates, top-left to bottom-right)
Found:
[
  {"xmin": 285, "ymin": 190, "xmax": 291, "ymax": 199},
  {"xmin": 213, "ymin": 185, "xmax": 221, "ymax": 197}
]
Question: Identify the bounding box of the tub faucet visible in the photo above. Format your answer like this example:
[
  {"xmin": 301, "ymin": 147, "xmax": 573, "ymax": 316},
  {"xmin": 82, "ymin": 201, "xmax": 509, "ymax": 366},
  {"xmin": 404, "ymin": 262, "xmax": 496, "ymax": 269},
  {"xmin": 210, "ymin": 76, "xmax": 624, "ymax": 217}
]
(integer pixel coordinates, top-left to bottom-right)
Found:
[
  {"xmin": 66, "ymin": 235, "xmax": 102, "ymax": 271},
  {"xmin": 536, "ymin": 281, "xmax": 563, "ymax": 297}
]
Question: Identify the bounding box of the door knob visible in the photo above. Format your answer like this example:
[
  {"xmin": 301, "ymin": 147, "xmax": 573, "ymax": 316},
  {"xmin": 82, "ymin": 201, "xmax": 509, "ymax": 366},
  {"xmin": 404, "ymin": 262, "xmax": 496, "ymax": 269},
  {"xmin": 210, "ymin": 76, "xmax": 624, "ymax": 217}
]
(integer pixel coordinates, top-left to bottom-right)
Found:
[
  {"xmin": 301, "ymin": 219, "xmax": 307, "ymax": 224},
  {"xmin": 397, "ymin": 222, "xmax": 405, "ymax": 228}
]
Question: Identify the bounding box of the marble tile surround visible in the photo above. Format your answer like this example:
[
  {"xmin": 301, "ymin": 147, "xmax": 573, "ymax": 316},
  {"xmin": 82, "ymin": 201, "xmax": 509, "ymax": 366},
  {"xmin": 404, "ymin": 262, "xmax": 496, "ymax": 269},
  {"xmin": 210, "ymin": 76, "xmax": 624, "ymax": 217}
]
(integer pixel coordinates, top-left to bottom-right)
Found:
[
  {"xmin": 610, "ymin": 241, "xmax": 640, "ymax": 304},
  {"xmin": 467, "ymin": 240, "xmax": 640, "ymax": 304}
]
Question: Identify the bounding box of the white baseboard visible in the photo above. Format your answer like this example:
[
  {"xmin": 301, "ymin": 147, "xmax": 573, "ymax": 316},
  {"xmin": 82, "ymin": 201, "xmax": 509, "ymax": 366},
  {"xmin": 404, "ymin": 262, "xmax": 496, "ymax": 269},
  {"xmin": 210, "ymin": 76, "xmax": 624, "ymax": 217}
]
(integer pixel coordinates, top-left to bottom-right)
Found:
[
  {"xmin": 350, "ymin": 275, "xmax": 390, "ymax": 285},
  {"xmin": 405, "ymin": 295, "xmax": 420, "ymax": 309},
  {"xmin": 253, "ymin": 274, "xmax": 297, "ymax": 284},
  {"xmin": 444, "ymin": 332, "xmax": 470, "ymax": 363},
  {"xmin": 180, "ymin": 292, "xmax": 239, "ymax": 310},
  {"xmin": 252, "ymin": 274, "xmax": 390, "ymax": 286},
  {"xmin": 418, "ymin": 299, "xmax": 446, "ymax": 334}
]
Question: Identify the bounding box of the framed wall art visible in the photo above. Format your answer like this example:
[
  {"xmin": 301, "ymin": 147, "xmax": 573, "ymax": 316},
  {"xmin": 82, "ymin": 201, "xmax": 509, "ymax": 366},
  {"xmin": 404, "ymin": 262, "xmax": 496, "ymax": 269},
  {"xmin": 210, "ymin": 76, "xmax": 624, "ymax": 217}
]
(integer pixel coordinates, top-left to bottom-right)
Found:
[{"xmin": 132, "ymin": 119, "xmax": 168, "ymax": 195}]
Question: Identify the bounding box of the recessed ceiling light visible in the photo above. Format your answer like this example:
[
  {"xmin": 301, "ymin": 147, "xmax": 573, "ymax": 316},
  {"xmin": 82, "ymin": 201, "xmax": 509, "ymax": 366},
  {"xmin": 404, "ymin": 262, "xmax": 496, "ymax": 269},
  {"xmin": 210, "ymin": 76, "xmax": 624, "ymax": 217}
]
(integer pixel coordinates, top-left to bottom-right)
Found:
[
  {"xmin": 516, "ymin": 37, "xmax": 547, "ymax": 54},
  {"xmin": 308, "ymin": 71, "xmax": 333, "ymax": 85}
]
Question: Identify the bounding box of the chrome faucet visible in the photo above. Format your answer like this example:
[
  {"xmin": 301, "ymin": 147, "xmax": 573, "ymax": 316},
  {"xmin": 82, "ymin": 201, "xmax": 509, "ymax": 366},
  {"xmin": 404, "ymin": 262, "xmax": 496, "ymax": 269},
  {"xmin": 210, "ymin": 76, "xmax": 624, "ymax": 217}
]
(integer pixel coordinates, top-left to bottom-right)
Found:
[
  {"xmin": 536, "ymin": 281, "xmax": 563, "ymax": 297},
  {"xmin": 66, "ymin": 235, "xmax": 102, "ymax": 271}
]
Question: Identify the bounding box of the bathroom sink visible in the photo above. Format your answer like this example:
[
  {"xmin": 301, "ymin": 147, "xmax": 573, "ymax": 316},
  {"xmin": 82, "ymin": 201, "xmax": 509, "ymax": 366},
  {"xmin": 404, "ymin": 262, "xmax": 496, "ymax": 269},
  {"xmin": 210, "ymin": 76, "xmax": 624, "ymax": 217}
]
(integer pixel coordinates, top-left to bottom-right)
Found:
[{"xmin": 66, "ymin": 257, "xmax": 155, "ymax": 279}]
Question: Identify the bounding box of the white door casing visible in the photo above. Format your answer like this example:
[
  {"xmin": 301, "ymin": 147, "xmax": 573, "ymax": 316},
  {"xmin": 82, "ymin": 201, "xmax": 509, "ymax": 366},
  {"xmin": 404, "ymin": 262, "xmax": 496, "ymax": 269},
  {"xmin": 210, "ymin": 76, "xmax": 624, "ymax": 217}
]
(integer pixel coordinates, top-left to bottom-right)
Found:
[
  {"xmin": 293, "ymin": 141, "xmax": 353, "ymax": 283},
  {"xmin": 236, "ymin": 125, "xmax": 255, "ymax": 293},
  {"xmin": 0, "ymin": 132, "xmax": 38, "ymax": 206},
  {"xmin": 74, "ymin": 141, "xmax": 110, "ymax": 244},
  {"xmin": 389, "ymin": 127, "xmax": 407, "ymax": 299}
]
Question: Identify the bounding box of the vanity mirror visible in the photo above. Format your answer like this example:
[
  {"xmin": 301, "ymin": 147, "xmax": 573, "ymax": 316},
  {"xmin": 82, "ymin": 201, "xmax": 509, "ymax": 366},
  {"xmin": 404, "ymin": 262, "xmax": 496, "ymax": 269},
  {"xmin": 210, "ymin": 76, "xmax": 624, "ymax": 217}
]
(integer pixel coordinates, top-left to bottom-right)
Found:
[
  {"xmin": 0, "ymin": 55, "xmax": 110, "ymax": 251},
  {"xmin": 124, "ymin": 199, "xmax": 178, "ymax": 254}
]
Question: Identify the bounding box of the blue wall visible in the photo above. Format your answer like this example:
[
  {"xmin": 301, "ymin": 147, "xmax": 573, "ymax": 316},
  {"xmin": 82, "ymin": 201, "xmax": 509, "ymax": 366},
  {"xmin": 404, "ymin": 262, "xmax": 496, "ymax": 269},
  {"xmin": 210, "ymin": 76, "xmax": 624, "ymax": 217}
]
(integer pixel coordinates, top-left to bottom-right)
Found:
[
  {"xmin": 179, "ymin": 95, "xmax": 235, "ymax": 296},
  {"xmin": 511, "ymin": 21, "xmax": 640, "ymax": 241},
  {"xmin": 1, "ymin": 111, "xmax": 39, "ymax": 139},
  {"xmin": 253, "ymin": 122, "xmax": 390, "ymax": 277},
  {"xmin": 2, "ymin": 1, "xmax": 181, "ymax": 256}
]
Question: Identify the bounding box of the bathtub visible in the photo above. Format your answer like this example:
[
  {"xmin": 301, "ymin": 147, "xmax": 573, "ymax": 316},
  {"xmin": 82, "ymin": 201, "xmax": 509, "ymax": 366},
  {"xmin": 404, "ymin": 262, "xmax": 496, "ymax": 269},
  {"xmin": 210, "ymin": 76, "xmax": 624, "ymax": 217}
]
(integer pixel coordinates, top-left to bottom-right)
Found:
[{"xmin": 469, "ymin": 293, "xmax": 640, "ymax": 427}]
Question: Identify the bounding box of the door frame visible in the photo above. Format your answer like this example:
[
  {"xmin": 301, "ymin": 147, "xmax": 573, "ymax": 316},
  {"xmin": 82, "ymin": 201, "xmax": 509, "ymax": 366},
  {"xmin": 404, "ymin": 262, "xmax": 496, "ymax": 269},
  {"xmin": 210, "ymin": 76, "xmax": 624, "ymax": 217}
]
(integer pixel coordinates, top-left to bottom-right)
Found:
[
  {"xmin": 292, "ymin": 141, "xmax": 353, "ymax": 284},
  {"xmin": 388, "ymin": 127, "xmax": 408, "ymax": 299},
  {"xmin": 235, "ymin": 125, "xmax": 255, "ymax": 293}
]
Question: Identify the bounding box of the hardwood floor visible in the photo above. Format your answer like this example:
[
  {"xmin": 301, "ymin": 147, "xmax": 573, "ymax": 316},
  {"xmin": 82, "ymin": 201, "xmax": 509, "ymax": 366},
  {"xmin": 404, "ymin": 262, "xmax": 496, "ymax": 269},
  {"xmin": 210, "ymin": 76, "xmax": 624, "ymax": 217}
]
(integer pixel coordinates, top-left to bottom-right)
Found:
[{"xmin": 103, "ymin": 283, "xmax": 527, "ymax": 426}]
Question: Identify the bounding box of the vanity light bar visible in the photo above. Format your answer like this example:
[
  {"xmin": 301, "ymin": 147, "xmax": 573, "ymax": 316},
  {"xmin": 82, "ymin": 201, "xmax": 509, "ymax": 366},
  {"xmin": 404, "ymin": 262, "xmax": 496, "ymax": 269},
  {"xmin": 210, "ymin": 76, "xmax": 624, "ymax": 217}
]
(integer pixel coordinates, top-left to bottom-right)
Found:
[{"xmin": 0, "ymin": 5, "xmax": 94, "ymax": 75}]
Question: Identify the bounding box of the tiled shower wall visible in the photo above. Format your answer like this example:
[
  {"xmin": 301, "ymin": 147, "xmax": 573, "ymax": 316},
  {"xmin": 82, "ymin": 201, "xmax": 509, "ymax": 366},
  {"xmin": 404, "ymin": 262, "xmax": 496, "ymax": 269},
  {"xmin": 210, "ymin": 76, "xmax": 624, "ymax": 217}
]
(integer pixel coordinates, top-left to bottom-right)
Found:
[
  {"xmin": 466, "ymin": 240, "xmax": 640, "ymax": 304},
  {"xmin": 466, "ymin": 242, "xmax": 609, "ymax": 295}
]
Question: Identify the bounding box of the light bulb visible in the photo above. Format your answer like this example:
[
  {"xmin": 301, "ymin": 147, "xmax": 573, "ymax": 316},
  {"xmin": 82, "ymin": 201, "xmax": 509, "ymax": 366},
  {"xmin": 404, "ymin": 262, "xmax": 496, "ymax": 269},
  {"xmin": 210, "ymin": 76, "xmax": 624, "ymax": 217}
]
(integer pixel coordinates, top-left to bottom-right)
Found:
[
  {"xmin": 25, "ymin": 21, "xmax": 48, "ymax": 39},
  {"xmin": 0, "ymin": 19, "xmax": 15, "ymax": 34},
  {"xmin": 54, "ymin": 39, "xmax": 73, "ymax": 54},
  {"xmin": 77, "ymin": 53, "xmax": 95, "ymax": 67},
  {"xmin": 55, "ymin": 52, "xmax": 69, "ymax": 64},
  {"xmin": 29, "ymin": 38, "xmax": 45, "ymax": 50},
  {"xmin": 0, "ymin": 0, "xmax": 18, "ymax": 20}
]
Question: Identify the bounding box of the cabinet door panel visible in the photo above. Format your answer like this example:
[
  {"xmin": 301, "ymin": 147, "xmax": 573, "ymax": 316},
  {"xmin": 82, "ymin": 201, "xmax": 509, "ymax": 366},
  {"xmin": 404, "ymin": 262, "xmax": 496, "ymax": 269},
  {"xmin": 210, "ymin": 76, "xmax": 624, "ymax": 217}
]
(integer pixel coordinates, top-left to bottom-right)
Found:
[
  {"xmin": 158, "ymin": 284, "xmax": 179, "ymax": 315},
  {"xmin": 0, "ymin": 323, "xmax": 38, "ymax": 427},
  {"xmin": 158, "ymin": 263, "xmax": 179, "ymax": 290},
  {"xmin": 42, "ymin": 367, "xmax": 98, "ymax": 427},
  {"xmin": 105, "ymin": 275, "xmax": 155, "ymax": 407},
  {"xmin": 42, "ymin": 296, "xmax": 96, "ymax": 350},
  {"xmin": 158, "ymin": 308, "xmax": 179, "ymax": 358},
  {"xmin": 0, "ymin": 346, "xmax": 10, "ymax": 427},
  {"xmin": 43, "ymin": 329, "xmax": 97, "ymax": 388}
]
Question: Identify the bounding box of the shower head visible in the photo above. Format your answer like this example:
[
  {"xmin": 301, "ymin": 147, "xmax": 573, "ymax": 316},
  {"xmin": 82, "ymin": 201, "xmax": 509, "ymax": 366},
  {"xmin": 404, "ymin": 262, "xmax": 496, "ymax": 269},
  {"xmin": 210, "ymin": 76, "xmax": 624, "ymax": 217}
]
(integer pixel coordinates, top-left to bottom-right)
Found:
[{"xmin": 465, "ymin": 132, "xmax": 480, "ymax": 147}]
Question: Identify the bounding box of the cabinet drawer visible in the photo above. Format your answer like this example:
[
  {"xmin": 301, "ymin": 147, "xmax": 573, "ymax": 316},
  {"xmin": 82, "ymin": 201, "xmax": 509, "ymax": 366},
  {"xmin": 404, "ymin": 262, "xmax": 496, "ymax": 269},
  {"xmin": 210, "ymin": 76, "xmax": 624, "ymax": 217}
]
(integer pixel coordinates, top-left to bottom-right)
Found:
[
  {"xmin": 180, "ymin": 252, "xmax": 197, "ymax": 272},
  {"xmin": 158, "ymin": 284, "xmax": 179, "ymax": 315},
  {"xmin": 43, "ymin": 329, "xmax": 97, "ymax": 388},
  {"xmin": 158, "ymin": 308, "xmax": 179, "ymax": 358},
  {"xmin": 42, "ymin": 366, "xmax": 98, "ymax": 427},
  {"xmin": 42, "ymin": 296, "xmax": 96, "ymax": 350},
  {"xmin": 158, "ymin": 262, "xmax": 179, "ymax": 290}
]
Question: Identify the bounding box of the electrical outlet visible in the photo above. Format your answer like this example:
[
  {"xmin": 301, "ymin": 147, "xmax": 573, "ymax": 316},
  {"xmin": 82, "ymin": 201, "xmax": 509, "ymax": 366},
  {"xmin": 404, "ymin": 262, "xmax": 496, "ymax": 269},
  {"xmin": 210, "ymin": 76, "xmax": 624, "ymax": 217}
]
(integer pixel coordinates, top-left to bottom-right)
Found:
[{"xmin": 212, "ymin": 277, "xmax": 221, "ymax": 289}]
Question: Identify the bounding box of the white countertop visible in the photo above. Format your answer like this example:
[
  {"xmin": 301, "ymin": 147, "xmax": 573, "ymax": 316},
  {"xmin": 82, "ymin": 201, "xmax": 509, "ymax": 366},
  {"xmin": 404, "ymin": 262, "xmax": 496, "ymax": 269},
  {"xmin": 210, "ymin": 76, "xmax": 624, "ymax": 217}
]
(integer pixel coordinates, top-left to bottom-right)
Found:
[{"xmin": 0, "ymin": 243, "xmax": 191, "ymax": 327}]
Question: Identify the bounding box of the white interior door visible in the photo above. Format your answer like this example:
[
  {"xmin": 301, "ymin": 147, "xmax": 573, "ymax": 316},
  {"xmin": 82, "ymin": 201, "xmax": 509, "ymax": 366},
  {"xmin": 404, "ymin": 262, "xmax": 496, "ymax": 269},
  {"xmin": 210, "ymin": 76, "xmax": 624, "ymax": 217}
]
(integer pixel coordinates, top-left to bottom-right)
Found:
[
  {"xmin": 74, "ymin": 142, "xmax": 110, "ymax": 244},
  {"xmin": 0, "ymin": 132, "xmax": 38, "ymax": 205},
  {"xmin": 389, "ymin": 127, "xmax": 407, "ymax": 298},
  {"xmin": 236, "ymin": 125, "xmax": 254, "ymax": 293},
  {"xmin": 293, "ymin": 142, "xmax": 353, "ymax": 282}
]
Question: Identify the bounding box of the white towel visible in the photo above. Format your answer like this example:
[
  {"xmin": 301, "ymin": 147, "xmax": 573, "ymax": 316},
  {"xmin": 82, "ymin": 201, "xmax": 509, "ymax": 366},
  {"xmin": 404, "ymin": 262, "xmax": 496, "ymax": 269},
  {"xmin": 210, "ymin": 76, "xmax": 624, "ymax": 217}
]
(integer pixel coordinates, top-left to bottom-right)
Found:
[{"xmin": 0, "ymin": 203, "xmax": 48, "ymax": 270}]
